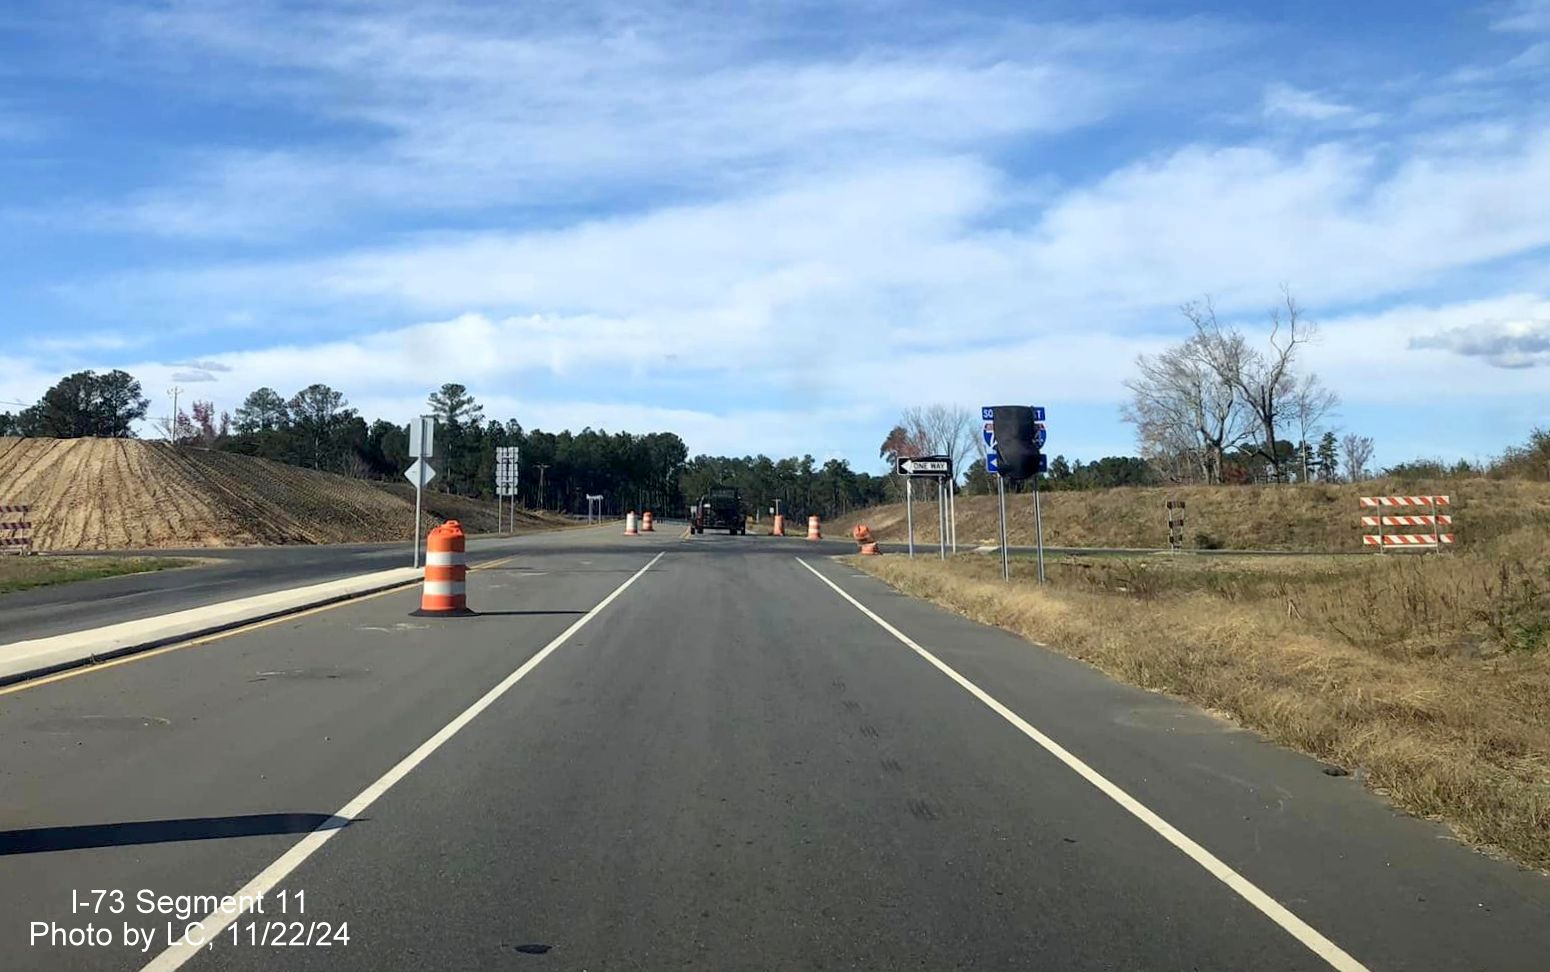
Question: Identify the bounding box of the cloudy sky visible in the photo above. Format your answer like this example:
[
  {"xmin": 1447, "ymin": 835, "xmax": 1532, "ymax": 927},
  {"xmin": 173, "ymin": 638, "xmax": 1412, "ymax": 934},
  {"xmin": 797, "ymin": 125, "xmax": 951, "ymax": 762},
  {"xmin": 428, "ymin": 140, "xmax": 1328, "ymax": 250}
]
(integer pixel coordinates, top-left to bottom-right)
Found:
[{"xmin": 2, "ymin": 0, "xmax": 1549, "ymax": 470}]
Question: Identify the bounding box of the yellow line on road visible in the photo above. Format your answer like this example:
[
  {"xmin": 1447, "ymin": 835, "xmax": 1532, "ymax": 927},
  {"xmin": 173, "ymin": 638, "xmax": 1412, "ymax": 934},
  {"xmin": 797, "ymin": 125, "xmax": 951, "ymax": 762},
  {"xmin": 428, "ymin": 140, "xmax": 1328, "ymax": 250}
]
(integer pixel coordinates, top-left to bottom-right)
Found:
[{"xmin": 0, "ymin": 551, "xmax": 522, "ymax": 697}]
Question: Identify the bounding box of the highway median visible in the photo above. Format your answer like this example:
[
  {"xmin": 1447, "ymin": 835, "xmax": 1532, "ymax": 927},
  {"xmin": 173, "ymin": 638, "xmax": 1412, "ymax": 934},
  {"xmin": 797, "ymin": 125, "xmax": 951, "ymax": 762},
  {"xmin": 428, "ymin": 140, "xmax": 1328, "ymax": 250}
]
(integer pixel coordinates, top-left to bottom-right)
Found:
[{"xmin": 0, "ymin": 566, "xmax": 422, "ymax": 687}]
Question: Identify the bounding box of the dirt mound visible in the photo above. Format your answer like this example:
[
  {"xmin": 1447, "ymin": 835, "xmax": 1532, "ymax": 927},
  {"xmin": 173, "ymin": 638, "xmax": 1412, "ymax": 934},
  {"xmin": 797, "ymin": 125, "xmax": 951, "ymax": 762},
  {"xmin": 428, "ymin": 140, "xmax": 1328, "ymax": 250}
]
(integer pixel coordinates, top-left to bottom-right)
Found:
[
  {"xmin": 828, "ymin": 479, "xmax": 1550, "ymax": 551},
  {"xmin": 0, "ymin": 438, "xmax": 565, "ymax": 551}
]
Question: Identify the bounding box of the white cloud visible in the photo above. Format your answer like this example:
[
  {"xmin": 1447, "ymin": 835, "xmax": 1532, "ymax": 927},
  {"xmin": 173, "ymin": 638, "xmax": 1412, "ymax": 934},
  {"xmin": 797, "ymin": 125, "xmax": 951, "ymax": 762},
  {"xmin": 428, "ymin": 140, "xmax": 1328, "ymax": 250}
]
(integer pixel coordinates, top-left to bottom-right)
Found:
[
  {"xmin": 1409, "ymin": 317, "xmax": 1550, "ymax": 367},
  {"xmin": 95, "ymin": 3, "xmax": 1230, "ymax": 238},
  {"xmin": 27, "ymin": 332, "xmax": 147, "ymax": 354},
  {"xmin": 1304, "ymin": 295, "xmax": 1550, "ymax": 401},
  {"xmin": 1261, "ymin": 83, "xmax": 1370, "ymax": 124},
  {"xmin": 53, "ymin": 109, "xmax": 1550, "ymax": 461},
  {"xmin": 1493, "ymin": 0, "xmax": 1550, "ymax": 32},
  {"xmin": 169, "ymin": 359, "xmax": 233, "ymax": 373},
  {"xmin": 98, "ymin": 111, "xmax": 1550, "ymax": 332},
  {"xmin": 1011, "ymin": 123, "xmax": 1550, "ymax": 315}
]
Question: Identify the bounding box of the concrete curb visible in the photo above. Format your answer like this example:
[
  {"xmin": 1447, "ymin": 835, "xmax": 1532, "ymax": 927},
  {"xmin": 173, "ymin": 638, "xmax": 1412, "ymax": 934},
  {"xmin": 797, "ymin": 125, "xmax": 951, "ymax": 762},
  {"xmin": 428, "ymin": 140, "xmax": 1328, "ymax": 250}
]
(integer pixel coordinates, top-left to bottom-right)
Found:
[{"xmin": 0, "ymin": 566, "xmax": 423, "ymax": 688}]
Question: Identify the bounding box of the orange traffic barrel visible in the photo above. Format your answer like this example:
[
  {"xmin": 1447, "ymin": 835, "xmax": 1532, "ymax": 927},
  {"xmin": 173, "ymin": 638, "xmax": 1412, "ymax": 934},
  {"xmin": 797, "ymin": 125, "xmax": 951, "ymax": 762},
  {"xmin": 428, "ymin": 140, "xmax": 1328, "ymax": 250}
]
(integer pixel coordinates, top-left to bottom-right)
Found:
[
  {"xmin": 625, "ymin": 510, "xmax": 639, "ymax": 535},
  {"xmin": 642, "ymin": 511, "xmax": 655, "ymax": 532},
  {"xmin": 415, "ymin": 520, "xmax": 472, "ymax": 616},
  {"xmin": 807, "ymin": 515, "xmax": 822, "ymax": 541},
  {"xmin": 772, "ymin": 514, "xmax": 785, "ymax": 536},
  {"xmin": 853, "ymin": 523, "xmax": 879, "ymax": 555}
]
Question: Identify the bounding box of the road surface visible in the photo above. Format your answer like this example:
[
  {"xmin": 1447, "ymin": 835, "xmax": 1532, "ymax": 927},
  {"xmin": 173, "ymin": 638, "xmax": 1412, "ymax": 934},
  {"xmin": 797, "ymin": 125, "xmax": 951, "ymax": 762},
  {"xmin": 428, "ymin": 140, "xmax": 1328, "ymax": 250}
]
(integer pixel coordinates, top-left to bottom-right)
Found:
[
  {"xmin": 3, "ymin": 527, "xmax": 1549, "ymax": 970},
  {"xmin": 0, "ymin": 521, "xmax": 794, "ymax": 643}
]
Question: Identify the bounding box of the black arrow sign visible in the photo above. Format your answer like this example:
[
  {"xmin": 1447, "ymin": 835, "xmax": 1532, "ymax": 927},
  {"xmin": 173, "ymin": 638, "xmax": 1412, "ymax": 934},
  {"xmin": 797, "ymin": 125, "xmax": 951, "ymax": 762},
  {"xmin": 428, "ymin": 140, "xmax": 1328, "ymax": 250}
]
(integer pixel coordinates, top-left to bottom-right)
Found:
[{"xmin": 895, "ymin": 455, "xmax": 952, "ymax": 476}]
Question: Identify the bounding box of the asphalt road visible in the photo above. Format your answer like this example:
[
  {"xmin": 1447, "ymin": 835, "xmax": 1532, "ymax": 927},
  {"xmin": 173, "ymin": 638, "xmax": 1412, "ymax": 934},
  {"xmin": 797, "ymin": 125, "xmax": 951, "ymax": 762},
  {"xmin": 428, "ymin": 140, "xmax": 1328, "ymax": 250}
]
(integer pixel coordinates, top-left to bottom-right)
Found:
[
  {"xmin": 0, "ymin": 524, "xmax": 1342, "ymax": 647},
  {"xmin": 3, "ymin": 527, "xmax": 1549, "ymax": 971},
  {"xmin": 0, "ymin": 521, "xmax": 745, "ymax": 643}
]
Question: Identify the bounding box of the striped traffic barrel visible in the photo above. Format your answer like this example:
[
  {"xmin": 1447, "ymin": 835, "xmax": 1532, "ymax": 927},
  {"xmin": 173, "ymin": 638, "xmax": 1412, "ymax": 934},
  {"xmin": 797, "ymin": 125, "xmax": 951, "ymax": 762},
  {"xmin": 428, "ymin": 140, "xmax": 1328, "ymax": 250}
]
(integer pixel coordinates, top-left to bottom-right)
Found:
[{"xmin": 416, "ymin": 520, "xmax": 472, "ymax": 616}]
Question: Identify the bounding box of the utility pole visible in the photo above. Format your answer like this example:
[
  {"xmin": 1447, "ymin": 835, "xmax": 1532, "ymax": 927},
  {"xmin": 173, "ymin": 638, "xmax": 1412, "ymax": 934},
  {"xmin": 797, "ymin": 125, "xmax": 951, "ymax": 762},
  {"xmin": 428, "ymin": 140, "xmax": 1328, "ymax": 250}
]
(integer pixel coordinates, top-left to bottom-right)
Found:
[
  {"xmin": 166, "ymin": 386, "xmax": 183, "ymax": 443},
  {"xmin": 536, "ymin": 464, "xmax": 549, "ymax": 510}
]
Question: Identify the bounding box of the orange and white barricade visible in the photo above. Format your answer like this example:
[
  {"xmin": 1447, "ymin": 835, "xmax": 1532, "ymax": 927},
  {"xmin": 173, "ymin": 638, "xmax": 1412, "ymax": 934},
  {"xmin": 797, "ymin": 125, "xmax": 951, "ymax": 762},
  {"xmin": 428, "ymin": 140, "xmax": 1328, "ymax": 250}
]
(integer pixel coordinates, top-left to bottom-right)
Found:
[
  {"xmin": 806, "ymin": 515, "xmax": 821, "ymax": 541},
  {"xmin": 625, "ymin": 511, "xmax": 639, "ymax": 535},
  {"xmin": 1360, "ymin": 495, "xmax": 1452, "ymax": 552},
  {"xmin": 642, "ymin": 511, "xmax": 655, "ymax": 532},
  {"xmin": 0, "ymin": 504, "xmax": 32, "ymax": 555},
  {"xmin": 771, "ymin": 514, "xmax": 785, "ymax": 537},
  {"xmin": 416, "ymin": 520, "xmax": 471, "ymax": 615}
]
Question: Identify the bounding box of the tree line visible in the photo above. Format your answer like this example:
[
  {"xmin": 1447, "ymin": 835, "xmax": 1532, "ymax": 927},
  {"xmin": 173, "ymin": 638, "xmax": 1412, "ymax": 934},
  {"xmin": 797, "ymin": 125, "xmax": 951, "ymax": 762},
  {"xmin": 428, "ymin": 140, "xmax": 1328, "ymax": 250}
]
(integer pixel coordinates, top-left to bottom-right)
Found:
[
  {"xmin": 681, "ymin": 454, "xmax": 890, "ymax": 518},
  {"xmin": 2, "ymin": 372, "xmax": 889, "ymax": 518},
  {"xmin": 1, "ymin": 370, "xmax": 150, "ymax": 438}
]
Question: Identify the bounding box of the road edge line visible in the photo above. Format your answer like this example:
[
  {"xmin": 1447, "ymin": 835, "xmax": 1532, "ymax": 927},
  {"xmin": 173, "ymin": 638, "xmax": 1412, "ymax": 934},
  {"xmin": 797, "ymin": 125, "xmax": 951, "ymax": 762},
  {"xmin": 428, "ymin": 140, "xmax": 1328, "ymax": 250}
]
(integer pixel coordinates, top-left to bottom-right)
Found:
[
  {"xmin": 794, "ymin": 556, "xmax": 1369, "ymax": 972},
  {"xmin": 139, "ymin": 551, "xmax": 665, "ymax": 972}
]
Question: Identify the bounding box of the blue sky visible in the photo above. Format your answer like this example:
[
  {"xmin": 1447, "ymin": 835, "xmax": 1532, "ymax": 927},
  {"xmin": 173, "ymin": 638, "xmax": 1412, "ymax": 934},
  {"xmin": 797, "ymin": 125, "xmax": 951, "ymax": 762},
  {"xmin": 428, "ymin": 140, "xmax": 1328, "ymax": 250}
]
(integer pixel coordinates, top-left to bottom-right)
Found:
[{"xmin": 2, "ymin": 0, "xmax": 1549, "ymax": 471}]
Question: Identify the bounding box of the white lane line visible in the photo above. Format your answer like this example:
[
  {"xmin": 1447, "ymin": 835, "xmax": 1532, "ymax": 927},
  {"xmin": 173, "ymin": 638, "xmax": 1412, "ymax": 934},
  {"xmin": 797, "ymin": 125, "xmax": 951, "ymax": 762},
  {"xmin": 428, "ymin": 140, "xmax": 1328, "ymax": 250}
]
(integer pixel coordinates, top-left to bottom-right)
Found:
[
  {"xmin": 141, "ymin": 551, "xmax": 666, "ymax": 972},
  {"xmin": 794, "ymin": 557, "xmax": 1369, "ymax": 972}
]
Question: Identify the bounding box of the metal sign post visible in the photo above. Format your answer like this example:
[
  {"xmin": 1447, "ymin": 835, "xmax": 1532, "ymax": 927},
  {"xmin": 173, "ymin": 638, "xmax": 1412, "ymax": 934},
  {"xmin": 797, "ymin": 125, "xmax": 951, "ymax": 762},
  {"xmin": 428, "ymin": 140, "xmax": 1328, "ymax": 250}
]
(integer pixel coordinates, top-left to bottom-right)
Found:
[
  {"xmin": 406, "ymin": 416, "xmax": 436, "ymax": 568},
  {"xmin": 1032, "ymin": 471, "xmax": 1046, "ymax": 584},
  {"xmin": 905, "ymin": 477, "xmax": 915, "ymax": 558},
  {"xmin": 937, "ymin": 478, "xmax": 946, "ymax": 559},
  {"xmin": 997, "ymin": 474, "xmax": 1010, "ymax": 581},
  {"xmin": 949, "ymin": 477, "xmax": 957, "ymax": 554}
]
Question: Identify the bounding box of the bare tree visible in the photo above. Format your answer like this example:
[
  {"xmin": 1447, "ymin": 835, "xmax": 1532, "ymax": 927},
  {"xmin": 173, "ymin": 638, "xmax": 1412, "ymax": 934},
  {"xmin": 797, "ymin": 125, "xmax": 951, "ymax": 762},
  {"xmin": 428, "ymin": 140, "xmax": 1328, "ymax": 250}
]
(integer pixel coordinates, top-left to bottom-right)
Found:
[
  {"xmin": 1288, "ymin": 372, "xmax": 1340, "ymax": 482},
  {"xmin": 1191, "ymin": 287, "xmax": 1317, "ymax": 483},
  {"xmin": 884, "ymin": 405, "xmax": 975, "ymax": 475},
  {"xmin": 914, "ymin": 404, "xmax": 976, "ymax": 477},
  {"xmin": 1342, "ymin": 433, "xmax": 1375, "ymax": 483},
  {"xmin": 1122, "ymin": 329, "xmax": 1247, "ymax": 483}
]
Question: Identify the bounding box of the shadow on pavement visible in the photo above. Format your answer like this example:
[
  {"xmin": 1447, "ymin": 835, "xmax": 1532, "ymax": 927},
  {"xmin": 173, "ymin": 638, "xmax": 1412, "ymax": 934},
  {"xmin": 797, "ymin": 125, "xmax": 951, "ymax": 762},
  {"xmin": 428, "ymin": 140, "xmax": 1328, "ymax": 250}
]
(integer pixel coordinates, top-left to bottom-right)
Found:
[
  {"xmin": 0, "ymin": 812, "xmax": 349, "ymax": 855},
  {"xmin": 472, "ymin": 610, "xmax": 588, "ymax": 617}
]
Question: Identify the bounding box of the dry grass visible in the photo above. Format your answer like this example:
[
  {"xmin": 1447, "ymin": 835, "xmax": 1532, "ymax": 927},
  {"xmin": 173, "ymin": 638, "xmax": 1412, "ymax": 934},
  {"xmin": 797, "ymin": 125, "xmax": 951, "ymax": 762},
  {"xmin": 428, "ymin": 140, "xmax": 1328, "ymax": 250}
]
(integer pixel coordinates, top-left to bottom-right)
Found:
[
  {"xmin": 375, "ymin": 483, "xmax": 579, "ymax": 536},
  {"xmin": 848, "ymin": 530, "xmax": 1550, "ymax": 870},
  {"xmin": 829, "ymin": 479, "xmax": 1550, "ymax": 551}
]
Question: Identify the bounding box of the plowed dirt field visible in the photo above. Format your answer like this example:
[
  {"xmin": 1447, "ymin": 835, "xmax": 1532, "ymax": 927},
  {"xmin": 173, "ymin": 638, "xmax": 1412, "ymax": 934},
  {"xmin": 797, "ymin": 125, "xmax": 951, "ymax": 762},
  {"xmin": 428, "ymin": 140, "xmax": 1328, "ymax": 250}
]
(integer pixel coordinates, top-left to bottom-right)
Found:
[{"xmin": 0, "ymin": 438, "xmax": 563, "ymax": 550}]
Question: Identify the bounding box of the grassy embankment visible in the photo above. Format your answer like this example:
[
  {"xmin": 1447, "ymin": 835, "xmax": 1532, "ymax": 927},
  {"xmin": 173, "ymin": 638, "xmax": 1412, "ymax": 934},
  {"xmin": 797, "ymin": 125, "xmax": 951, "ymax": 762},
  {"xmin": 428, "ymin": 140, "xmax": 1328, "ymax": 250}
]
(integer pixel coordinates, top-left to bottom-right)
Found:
[
  {"xmin": 829, "ymin": 478, "xmax": 1550, "ymax": 551},
  {"xmin": 0, "ymin": 556, "xmax": 190, "ymax": 595},
  {"xmin": 846, "ymin": 484, "xmax": 1550, "ymax": 870}
]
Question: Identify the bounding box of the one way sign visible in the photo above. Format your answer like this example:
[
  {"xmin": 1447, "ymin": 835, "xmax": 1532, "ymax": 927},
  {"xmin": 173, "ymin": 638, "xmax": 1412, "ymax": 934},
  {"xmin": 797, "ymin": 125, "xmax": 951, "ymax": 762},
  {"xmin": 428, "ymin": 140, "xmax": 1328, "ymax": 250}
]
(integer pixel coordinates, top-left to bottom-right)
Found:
[{"xmin": 895, "ymin": 455, "xmax": 952, "ymax": 477}]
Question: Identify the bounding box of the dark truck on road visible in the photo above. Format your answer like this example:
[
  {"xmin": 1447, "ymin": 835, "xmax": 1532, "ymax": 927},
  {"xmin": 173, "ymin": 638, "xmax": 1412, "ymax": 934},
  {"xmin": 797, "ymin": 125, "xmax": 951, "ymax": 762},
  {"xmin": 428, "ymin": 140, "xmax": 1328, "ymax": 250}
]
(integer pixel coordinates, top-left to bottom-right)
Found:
[{"xmin": 691, "ymin": 486, "xmax": 747, "ymax": 535}]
